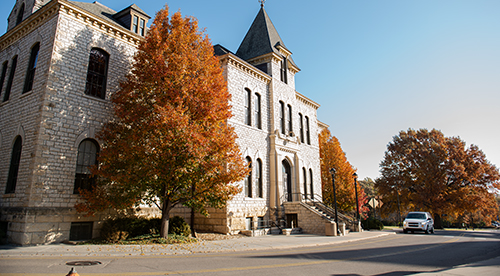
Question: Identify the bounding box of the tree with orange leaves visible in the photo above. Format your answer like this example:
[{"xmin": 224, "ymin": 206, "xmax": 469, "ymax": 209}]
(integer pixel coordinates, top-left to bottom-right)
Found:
[
  {"xmin": 75, "ymin": 6, "xmax": 248, "ymax": 238},
  {"xmin": 319, "ymin": 128, "xmax": 368, "ymax": 218},
  {"xmin": 376, "ymin": 128, "xmax": 500, "ymax": 228}
]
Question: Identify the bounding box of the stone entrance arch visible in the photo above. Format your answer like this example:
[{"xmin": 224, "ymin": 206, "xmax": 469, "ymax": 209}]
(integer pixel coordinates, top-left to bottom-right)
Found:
[{"xmin": 282, "ymin": 159, "xmax": 292, "ymax": 202}]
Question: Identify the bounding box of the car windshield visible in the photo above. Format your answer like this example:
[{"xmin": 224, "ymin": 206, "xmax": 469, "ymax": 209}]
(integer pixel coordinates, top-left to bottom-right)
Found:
[{"xmin": 406, "ymin": 213, "xmax": 426, "ymax": 219}]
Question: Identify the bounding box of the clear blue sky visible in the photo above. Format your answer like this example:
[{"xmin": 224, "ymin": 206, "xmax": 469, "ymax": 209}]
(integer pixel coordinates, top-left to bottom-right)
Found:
[{"xmin": 2, "ymin": 0, "xmax": 500, "ymax": 180}]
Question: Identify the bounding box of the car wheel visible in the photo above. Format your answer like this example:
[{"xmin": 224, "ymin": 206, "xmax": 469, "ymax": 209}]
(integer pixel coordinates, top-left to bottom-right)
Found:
[
  {"xmin": 425, "ymin": 227, "xmax": 430, "ymax": 234},
  {"xmin": 430, "ymin": 227, "xmax": 434, "ymax": 234}
]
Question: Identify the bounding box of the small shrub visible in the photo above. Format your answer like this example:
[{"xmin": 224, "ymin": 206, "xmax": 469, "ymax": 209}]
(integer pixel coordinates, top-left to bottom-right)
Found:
[
  {"xmin": 169, "ymin": 216, "xmax": 191, "ymax": 237},
  {"xmin": 362, "ymin": 218, "xmax": 384, "ymax": 230}
]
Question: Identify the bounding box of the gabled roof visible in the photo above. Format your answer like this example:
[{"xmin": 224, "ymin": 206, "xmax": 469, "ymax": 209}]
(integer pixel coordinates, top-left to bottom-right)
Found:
[{"xmin": 236, "ymin": 7, "xmax": 296, "ymax": 67}]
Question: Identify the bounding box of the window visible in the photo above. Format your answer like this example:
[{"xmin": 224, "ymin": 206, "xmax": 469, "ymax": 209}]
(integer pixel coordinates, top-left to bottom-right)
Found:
[
  {"xmin": 244, "ymin": 88, "xmax": 251, "ymax": 126},
  {"xmin": 74, "ymin": 139, "xmax": 99, "ymax": 194},
  {"xmin": 256, "ymin": 159, "xmax": 263, "ymax": 198},
  {"xmin": 257, "ymin": 217, "xmax": 265, "ymax": 229},
  {"xmin": 85, "ymin": 48, "xmax": 109, "ymax": 99},
  {"xmin": 23, "ymin": 43, "xmax": 40, "ymax": 93},
  {"xmin": 16, "ymin": 3, "xmax": 24, "ymax": 25},
  {"xmin": 245, "ymin": 157, "xmax": 252, "ymax": 197},
  {"xmin": 287, "ymin": 104, "xmax": 292, "ymax": 135},
  {"xmin": 0, "ymin": 61, "xmax": 8, "ymax": 98},
  {"xmin": 305, "ymin": 116, "xmax": 310, "ymax": 145},
  {"xmin": 303, "ymin": 167, "xmax": 307, "ymax": 199},
  {"xmin": 139, "ymin": 18, "xmax": 145, "ymax": 36},
  {"xmin": 279, "ymin": 101, "xmax": 285, "ymax": 135},
  {"xmin": 280, "ymin": 57, "xmax": 288, "ymax": 84},
  {"xmin": 299, "ymin": 113, "xmax": 304, "ymax": 143},
  {"xmin": 309, "ymin": 169, "xmax": 314, "ymax": 199},
  {"xmin": 5, "ymin": 136, "xmax": 22, "ymax": 194},
  {"xmin": 246, "ymin": 217, "xmax": 253, "ymax": 230},
  {"xmin": 3, "ymin": 56, "xmax": 18, "ymax": 102},
  {"xmin": 254, "ymin": 93, "xmax": 261, "ymax": 129},
  {"xmin": 133, "ymin": 15, "xmax": 138, "ymax": 33},
  {"xmin": 70, "ymin": 222, "xmax": 93, "ymax": 241}
]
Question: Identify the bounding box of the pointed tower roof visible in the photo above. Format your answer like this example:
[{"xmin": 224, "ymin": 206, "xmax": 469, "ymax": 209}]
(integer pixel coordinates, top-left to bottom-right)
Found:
[{"xmin": 236, "ymin": 7, "xmax": 297, "ymax": 68}]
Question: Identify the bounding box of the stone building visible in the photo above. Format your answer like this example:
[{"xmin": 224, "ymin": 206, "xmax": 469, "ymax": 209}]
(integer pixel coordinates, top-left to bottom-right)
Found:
[{"xmin": 0, "ymin": 0, "xmax": 336, "ymax": 245}]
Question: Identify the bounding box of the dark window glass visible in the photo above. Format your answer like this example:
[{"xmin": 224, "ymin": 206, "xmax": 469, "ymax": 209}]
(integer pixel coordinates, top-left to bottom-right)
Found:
[
  {"xmin": 309, "ymin": 169, "xmax": 314, "ymax": 199},
  {"xmin": 255, "ymin": 93, "xmax": 261, "ymax": 129},
  {"xmin": 279, "ymin": 101, "xmax": 285, "ymax": 135},
  {"xmin": 256, "ymin": 159, "xmax": 263, "ymax": 198},
  {"xmin": 3, "ymin": 55, "xmax": 18, "ymax": 102},
  {"xmin": 16, "ymin": 4, "xmax": 24, "ymax": 25},
  {"xmin": 0, "ymin": 61, "xmax": 8, "ymax": 98},
  {"xmin": 287, "ymin": 104, "xmax": 292, "ymax": 135},
  {"xmin": 139, "ymin": 18, "xmax": 145, "ymax": 36},
  {"xmin": 85, "ymin": 48, "xmax": 109, "ymax": 99},
  {"xmin": 5, "ymin": 136, "xmax": 22, "ymax": 194},
  {"xmin": 133, "ymin": 16, "xmax": 138, "ymax": 33},
  {"xmin": 303, "ymin": 167, "xmax": 307, "ymax": 199},
  {"xmin": 245, "ymin": 157, "xmax": 252, "ymax": 197},
  {"xmin": 23, "ymin": 43, "xmax": 40, "ymax": 93},
  {"xmin": 305, "ymin": 116, "xmax": 310, "ymax": 145},
  {"xmin": 299, "ymin": 113, "xmax": 304, "ymax": 143},
  {"xmin": 280, "ymin": 57, "xmax": 288, "ymax": 84},
  {"xmin": 244, "ymin": 88, "xmax": 251, "ymax": 126},
  {"xmin": 70, "ymin": 222, "xmax": 93, "ymax": 241},
  {"xmin": 74, "ymin": 139, "xmax": 99, "ymax": 194}
]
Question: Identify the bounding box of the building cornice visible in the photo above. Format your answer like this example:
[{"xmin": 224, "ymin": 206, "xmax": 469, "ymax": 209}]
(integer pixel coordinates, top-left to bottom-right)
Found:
[
  {"xmin": 296, "ymin": 91, "xmax": 320, "ymax": 110},
  {"xmin": 219, "ymin": 52, "xmax": 272, "ymax": 83},
  {"xmin": 0, "ymin": 0, "xmax": 143, "ymax": 52}
]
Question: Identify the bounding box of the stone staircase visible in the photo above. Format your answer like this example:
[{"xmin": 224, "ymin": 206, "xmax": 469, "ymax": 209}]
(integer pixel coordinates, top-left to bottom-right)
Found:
[{"xmin": 282, "ymin": 201, "xmax": 359, "ymax": 236}]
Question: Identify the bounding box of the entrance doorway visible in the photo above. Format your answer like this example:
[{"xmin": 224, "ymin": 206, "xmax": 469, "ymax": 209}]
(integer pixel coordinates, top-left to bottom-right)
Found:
[{"xmin": 282, "ymin": 160, "xmax": 292, "ymax": 201}]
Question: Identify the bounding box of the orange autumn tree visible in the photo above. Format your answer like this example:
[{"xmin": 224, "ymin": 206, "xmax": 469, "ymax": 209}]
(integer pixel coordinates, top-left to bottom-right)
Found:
[
  {"xmin": 319, "ymin": 128, "xmax": 368, "ymax": 218},
  {"xmin": 376, "ymin": 128, "xmax": 500, "ymax": 228},
  {"xmin": 75, "ymin": 6, "xmax": 248, "ymax": 238}
]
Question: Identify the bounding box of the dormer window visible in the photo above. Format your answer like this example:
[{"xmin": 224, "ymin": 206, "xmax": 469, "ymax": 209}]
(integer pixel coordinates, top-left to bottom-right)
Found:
[
  {"xmin": 133, "ymin": 16, "xmax": 138, "ymax": 33},
  {"xmin": 16, "ymin": 3, "xmax": 24, "ymax": 25},
  {"xmin": 280, "ymin": 57, "xmax": 288, "ymax": 84},
  {"xmin": 139, "ymin": 18, "xmax": 145, "ymax": 36},
  {"xmin": 113, "ymin": 5, "xmax": 151, "ymax": 37}
]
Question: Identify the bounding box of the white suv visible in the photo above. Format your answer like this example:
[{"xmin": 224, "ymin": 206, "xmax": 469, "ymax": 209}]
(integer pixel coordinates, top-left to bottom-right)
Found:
[{"xmin": 403, "ymin": 212, "xmax": 434, "ymax": 234}]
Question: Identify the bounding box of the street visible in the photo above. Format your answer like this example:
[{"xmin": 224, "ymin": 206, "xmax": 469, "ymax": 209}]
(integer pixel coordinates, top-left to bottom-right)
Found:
[{"xmin": 1, "ymin": 230, "xmax": 499, "ymax": 276}]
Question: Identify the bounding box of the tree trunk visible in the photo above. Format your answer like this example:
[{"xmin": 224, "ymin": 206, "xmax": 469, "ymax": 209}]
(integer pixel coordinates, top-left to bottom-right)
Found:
[
  {"xmin": 160, "ymin": 199, "xmax": 171, "ymax": 239},
  {"xmin": 434, "ymin": 213, "xmax": 443, "ymax": 229}
]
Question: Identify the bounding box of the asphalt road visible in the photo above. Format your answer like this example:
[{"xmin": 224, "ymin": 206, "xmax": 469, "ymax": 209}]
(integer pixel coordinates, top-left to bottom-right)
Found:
[{"xmin": 1, "ymin": 230, "xmax": 499, "ymax": 276}]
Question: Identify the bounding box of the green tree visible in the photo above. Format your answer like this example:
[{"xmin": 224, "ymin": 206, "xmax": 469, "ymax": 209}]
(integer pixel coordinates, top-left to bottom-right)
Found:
[
  {"xmin": 376, "ymin": 128, "xmax": 500, "ymax": 228},
  {"xmin": 75, "ymin": 6, "xmax": 248, "ymax": 238}
]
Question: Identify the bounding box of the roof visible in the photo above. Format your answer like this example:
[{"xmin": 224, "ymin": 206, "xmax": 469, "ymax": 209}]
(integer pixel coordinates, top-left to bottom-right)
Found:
[
  {"xmin": 236, "ymin": 7, "xmax": 297, "ymax": 67},
  {"xmin": 69, "ymin": 1, "xmax": 150, "ymax": 30}
]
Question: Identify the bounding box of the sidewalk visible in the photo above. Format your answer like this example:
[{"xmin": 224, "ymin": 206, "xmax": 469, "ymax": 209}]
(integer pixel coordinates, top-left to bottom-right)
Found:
[
  {"xmin": 0, "ymin": 231, "xmax": 391, "ymax": 257},
  {"xmin": 1, "ymin": 230, "xmax": 499, "ymax": 275}
]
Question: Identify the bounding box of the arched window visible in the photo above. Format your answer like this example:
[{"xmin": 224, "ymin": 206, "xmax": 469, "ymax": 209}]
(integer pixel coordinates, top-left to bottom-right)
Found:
[
  {"xmin": 3, "ymin": 55, "xmax": 17, "ymax": 102},
  {"xmin": 287, "ymin": 104, "xmax": 292, "ymax": 135},
  {"xmin": 74, "ymin": 139, "xmax": 99, "ymax": 194},
  {"xmin": 0, "ymin": 61, "xmax": 8, "ymax": 98},
  {"xmin": 302, "ymin": 167, "xmax": 307, "ymax": 199},
  {"xmin": 305, "ymin": 116, "xmax": 310, "ymax": 145},
  {"xmin": 85, "ymin": 48, "xmax": 109, "ymax": 99},
  {"xmin": 282, "ymin": 160, "xmax": 292, "ymax": 201},
  {"xmin": 16, "ymin": 3, "xmax": 24, "ymax": 25},
  {"xmin": 256, "ymin": 159, "xmax": 263, "ymax": 198},
  {"xmin": 279, "ymin": 101, "xmax": 285, "ymax": 135},
  {"xmin": 254, "ymin": 93, "xmax": 261, "ymax": 129},
  {"xmin": 299, "ymin": 113, "xmax": 304, "ymax": 143},
  {"xmin": 245, "ymin": 157, "xmax": 252, "ymax": 197},
  {"xmin": 244, "ymin": 88, "xmax": 251, "ymax": 126},
  {"xmin": 309, "ymin": 169, "xmax": 314, "ymax": 200},
  {"xmin": 5, "ymin": 136, "xmax": 22, "ymax": 194},
  {"xmin": 23, "ymin": 43, "xmax": 40, "ymax": 93}
]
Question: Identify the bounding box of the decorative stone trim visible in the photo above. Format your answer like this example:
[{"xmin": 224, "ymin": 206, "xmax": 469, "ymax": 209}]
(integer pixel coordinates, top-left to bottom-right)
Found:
[
  {"xmin": 0, "ymin": 0, "xmax": 143, "ymax": 52},
  {"xmin": 296, "ymin": 91, "xmax": 320, "ymax": 109},
  {"xmin": 220, "ymin": 53, "xmax": 272, "ymax": 83}
]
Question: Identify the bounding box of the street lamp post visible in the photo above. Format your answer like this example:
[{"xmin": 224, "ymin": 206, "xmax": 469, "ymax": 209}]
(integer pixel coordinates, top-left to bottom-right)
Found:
[
  {"xmin": 329, "ymin": 168, "xmax": 338, "ymax": 227},
  {"xmin": 353, "ymin": 173, "xmax": 360, "ymax": 222}
]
